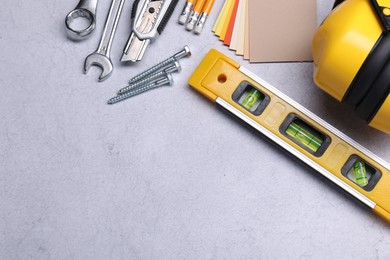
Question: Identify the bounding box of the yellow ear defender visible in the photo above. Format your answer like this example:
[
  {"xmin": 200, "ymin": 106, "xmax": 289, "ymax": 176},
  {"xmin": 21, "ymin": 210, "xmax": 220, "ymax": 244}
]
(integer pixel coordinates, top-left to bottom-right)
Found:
[{"xmin": 313, "ymin": 0, "xmax": 390, "ymax": 134}]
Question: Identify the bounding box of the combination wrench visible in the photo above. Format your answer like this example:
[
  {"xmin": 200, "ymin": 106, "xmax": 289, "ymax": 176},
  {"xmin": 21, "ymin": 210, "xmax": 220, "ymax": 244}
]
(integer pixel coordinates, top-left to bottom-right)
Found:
[
  {"xmin": 65, "ymin": 0, "xmax": 99, "ymax": 40},
  {"xmin": 84, "ymin": 0, "xmax": 125, "ymax": 81}
]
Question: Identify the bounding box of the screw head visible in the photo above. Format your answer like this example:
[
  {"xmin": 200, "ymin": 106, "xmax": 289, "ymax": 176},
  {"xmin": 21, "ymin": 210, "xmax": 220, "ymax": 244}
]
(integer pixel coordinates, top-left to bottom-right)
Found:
[
  {"xmin": 167, "ymin": 61, "xmax": 181, "ymax": 73},
  {"xmin": 183, "ymin": 45, "xmax": 191, "ymax": 56},
  {"xmin": 166, "ymin": 73, "xmax": 174, "ymax": 86},
  {"xmin": 174, "ymin": 46, "xmax": 191, "ymax": 60}
]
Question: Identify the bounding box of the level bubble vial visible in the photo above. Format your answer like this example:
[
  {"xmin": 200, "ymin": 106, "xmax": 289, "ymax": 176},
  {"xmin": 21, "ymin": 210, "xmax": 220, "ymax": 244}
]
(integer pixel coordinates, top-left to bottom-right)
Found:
[
  {"xmin": 280, "ymin": 115, "xmax": 330, "ymax": 157},
  {"xmin": 342, "ymin": 155, "xmax": 382, "ymax": 190},
  {"xmin": 232, "ymin": 82, "xmax": 270, "ymax": 116}
]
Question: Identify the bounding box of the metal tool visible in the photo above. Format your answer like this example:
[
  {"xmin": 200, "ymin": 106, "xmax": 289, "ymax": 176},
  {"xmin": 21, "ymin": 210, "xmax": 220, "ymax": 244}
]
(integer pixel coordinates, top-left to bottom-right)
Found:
[
  {"xmin": 118, "ymin": 61, "xmax": 181, "ymax": 94},
  {"xmin": 84, "ymin": 0, "xmax": 125, "ymax": 81},
  {"xmin": 128, "ymin": 46, "xmax": 191, "ymax": 84},
  {"xmin": 108, "ymin": 73, "xmax": 174, "ymax": 104},
  {"xmin": 65, "ymin": 0, "xmax": 99, "ymax": 40},
  {"xmin": 121, "ymin": 0, "xmax": 180, "ymax": 62}
]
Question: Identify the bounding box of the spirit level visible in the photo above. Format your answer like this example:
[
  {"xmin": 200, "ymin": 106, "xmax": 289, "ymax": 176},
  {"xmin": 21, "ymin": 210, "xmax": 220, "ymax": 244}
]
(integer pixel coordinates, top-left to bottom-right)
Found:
[{"xmin": 188, "ymin": 49, "xmax": 390, "ymax": 222}]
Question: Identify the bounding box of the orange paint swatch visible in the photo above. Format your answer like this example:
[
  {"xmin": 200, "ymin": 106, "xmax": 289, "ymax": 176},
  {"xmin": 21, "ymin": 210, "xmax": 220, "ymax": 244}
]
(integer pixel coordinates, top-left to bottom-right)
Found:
[
  {"xmin": 223, "ymin": 0, "xmax": 240, "ymax": 46},
  {"xmin": 219, "ymin": 0, "xmax": 236, "ymax": 41}
]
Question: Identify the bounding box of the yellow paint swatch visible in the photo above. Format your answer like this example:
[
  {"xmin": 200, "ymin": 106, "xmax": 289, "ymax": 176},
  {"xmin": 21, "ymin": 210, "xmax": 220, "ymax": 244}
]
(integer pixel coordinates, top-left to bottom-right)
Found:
[
  {"xmin": 219, "ymin": 0, "xmax": 236, "ymax": 41},
  {"xmin": 213, "ymin": 0, "xmax": 228, "ymax": 32},
  {"xmin": 215, "ymin": 0, "xmax": 234, "ymax": 36}
]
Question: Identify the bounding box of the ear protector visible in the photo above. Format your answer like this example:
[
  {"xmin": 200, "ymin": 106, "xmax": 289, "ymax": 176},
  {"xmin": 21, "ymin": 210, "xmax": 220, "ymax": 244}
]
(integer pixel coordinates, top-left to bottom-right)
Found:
[{"xmin": 312, "ymin": 0, "xmax": 390, "ymax": 134}]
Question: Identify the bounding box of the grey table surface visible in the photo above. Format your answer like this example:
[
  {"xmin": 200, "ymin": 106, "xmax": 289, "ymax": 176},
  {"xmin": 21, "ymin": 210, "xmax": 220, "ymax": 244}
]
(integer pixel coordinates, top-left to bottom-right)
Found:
[{"xmin": 1, "ymin": 0, "xmax": 390, "ymax": 259}]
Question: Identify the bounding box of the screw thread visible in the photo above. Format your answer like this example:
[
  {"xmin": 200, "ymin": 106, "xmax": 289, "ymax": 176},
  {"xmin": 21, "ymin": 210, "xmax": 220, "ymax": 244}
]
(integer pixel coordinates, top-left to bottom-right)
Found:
[
  {"xmin": 108, "ymin": 81, "xmax": 165, "ymax": 104},
  {"xmin": 129, "ymin": 57, "xmax": 175, "ymax": 84},
  {"xmin": 120, "ymin": 70, "xmax": 167, "ymax": 95}
]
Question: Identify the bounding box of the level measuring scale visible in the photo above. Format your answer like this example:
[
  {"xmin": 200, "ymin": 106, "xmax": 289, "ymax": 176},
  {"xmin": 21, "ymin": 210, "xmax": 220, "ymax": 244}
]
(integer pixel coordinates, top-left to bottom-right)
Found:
[{"xmin": 188, "ymin": 49, "xmax": 390, "ymax": 222}]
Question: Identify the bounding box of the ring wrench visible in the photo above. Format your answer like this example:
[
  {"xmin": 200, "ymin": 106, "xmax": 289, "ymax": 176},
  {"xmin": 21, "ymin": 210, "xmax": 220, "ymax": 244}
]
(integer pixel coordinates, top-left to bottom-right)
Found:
[
  {"xmin": 84, "ymin": 0, "xmax": 125, "ymax": 81},
  {"xmin": 65, "ymin": 0, "xmax": 99, "ymax": 40}
]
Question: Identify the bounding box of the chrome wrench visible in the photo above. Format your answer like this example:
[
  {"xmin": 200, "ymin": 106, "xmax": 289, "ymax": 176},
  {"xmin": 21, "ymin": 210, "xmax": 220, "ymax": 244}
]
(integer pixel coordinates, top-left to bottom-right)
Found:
[
  {"xmin": 84, "ymin": 0, "xmax": 125, "ymax": 81},
  {"xmin": 65, "ymin": 0, "xmax": 99, "ymax": 40}
]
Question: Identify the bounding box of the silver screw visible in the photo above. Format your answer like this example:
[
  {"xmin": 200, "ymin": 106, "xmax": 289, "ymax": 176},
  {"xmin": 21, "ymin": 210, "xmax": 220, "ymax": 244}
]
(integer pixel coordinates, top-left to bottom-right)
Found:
[
  {"xmin": 108, "ymin": 74, "xmax": 174, "ymax": 105},
  {"xmin": 118, "ymin": 61, "xmax": 181, "ymax": 95},
  {"xmin": 128, "ymin": 46, "xmax": 191, "ymax": 84}
]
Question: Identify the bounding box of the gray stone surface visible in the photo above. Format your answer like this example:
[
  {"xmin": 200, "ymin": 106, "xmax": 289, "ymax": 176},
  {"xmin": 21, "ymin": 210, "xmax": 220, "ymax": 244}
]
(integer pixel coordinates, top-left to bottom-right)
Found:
[{"xmin": 1, "ymin": 0, "xmax": 390, "ymax": 259}]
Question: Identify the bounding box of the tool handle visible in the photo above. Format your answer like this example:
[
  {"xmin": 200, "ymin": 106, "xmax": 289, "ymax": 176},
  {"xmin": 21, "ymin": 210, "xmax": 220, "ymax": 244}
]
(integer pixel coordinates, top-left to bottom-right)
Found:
[
  {"xmin": 131, "ymin": 0, "xmax": 141, "ymax": 19},
  {"xmin": 157, "ymin": 0, "xmax": 179, "ymax": 34},
  {"xmin": 75, "ymin": 0, "xmax": 98, "ymax": 14},
  {"xmin": 97, "ymin": 0, "xmax": 125, "ymax": 55}
]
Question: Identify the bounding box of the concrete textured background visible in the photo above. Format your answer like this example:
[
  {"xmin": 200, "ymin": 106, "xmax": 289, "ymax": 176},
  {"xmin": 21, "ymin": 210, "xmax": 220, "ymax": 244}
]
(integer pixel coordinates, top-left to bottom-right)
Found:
[{"xmin": 1, "ymin": 0, "xmax": 390, "ymax": 259}]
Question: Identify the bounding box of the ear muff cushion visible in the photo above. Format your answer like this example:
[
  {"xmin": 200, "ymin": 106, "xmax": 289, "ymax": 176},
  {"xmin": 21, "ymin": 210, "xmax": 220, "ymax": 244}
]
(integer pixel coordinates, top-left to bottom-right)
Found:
[
  {"xmin": 355, "ymin": 55, "xmax": 390, "ymax": 122},
  {"xmin": 343, "ymin": 33, "xmax": 390, "ymax": 106}
]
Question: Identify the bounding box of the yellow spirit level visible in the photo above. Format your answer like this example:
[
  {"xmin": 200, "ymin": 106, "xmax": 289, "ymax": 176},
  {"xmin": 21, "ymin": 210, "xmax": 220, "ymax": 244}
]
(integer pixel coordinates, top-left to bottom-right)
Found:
[
  {"xmin": 313, "ymin": 0, "xmax": 390, "ymax": 134},
  {"xmin": 188, "ymin": 49, "xmax": 390, "ymax": 222}
]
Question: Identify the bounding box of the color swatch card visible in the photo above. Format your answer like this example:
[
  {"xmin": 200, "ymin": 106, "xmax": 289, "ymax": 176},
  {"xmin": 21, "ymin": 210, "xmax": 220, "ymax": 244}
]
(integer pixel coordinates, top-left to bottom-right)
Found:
[
  {"xmin": 248, "ymin": 0, "xmax": 317, "ymax": 62},
  {"xmin": 213, "ymin": 0, "xmax": 317, "ymax": 62}
]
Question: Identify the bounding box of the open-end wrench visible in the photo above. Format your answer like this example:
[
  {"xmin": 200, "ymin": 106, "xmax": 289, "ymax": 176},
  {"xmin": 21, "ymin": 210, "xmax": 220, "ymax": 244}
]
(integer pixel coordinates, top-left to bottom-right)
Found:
[{"xmin": 84, "ymin": 0, "xmax": 125, "ymax": 81}]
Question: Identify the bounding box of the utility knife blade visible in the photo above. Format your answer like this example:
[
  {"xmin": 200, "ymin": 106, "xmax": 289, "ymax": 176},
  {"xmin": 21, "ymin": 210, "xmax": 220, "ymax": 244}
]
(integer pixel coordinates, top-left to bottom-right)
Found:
[{"xmin": 121, "ymin": 0, "xmax": 179, "ymax": 62}]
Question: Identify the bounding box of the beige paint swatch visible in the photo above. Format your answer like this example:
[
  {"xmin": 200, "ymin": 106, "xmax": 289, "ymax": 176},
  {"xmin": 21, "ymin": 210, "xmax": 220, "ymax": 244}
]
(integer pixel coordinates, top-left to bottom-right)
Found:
[
  {"xmin": 235, "ymin": 0, "xmax": 247, "ymax": 55},
  {"xmin": 230, "ymin": 0, "xmax": 245, "ymax": 51},
  {"xmin": 243, "ymin": 0, "xmax": 249, "ymax": 60},
  {"xmin": 248, "ymin": 0, "xmax": 317, "ymax": 62}
]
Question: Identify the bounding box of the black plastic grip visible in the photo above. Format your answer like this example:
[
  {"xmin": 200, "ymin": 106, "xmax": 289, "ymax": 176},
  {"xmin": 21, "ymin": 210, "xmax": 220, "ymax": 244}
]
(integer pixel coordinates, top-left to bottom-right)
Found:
[
  {"xmin": 131, "ymin": 0, "xmax": 141, "ymax": 19},
  {"xmin": 333, "ymin": 0, "xmax": 344, "ymax": 9},
  {"xmin": 157, "ymin": 0, "xmax": 179, "ymax": 35},
  {"xmin": 370, "ymin": 0, "xmax": 390, "ymax": 33}
]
